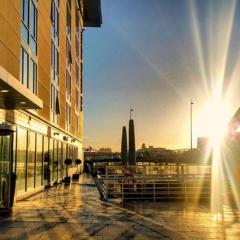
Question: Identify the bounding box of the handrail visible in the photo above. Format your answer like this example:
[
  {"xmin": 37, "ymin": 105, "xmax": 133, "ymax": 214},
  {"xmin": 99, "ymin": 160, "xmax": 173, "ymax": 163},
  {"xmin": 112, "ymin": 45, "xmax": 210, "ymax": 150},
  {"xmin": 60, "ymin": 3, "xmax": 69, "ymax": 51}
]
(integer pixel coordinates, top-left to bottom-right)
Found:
[{"xmin": 96, "ymin": 173, "xmax": 211, "ymax": 202}]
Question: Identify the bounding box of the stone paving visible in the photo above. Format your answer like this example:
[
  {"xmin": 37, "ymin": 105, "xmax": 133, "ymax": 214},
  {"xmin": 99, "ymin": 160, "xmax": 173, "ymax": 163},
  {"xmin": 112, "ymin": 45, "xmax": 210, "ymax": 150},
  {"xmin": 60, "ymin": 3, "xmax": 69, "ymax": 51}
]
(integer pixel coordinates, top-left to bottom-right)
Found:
[{"xmin": 0, "ymin": 174, "xmax": 239, "ymax": 240}]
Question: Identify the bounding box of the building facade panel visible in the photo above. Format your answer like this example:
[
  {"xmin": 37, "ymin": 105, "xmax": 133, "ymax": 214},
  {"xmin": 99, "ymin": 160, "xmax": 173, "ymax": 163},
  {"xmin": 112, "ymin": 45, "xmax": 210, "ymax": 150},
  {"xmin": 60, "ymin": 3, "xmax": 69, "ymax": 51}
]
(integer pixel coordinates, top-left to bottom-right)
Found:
[
  {"xmin": 37, "ymin": 0, "xmax": 51, "ymax": 121},
  {"xmin": 0, "ymin": 0, "xmax": 21, "ymax": 80}
]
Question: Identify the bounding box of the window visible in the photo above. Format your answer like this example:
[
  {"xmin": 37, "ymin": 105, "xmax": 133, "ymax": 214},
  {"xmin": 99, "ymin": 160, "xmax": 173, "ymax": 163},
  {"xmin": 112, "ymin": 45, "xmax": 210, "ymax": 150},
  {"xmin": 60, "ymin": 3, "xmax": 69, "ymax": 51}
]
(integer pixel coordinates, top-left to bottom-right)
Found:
[
  {"xmin": 27, "ymin": 131, "xmax": 36, "ymax": 190},
  {"xmin": 29, "ymin": 59, "xmax": 37, "ymax": 93},
  {"xmin": 20, "ymin": 48, "xmax": 29, "ymax": 87},
  {"xmin": 80, "ymin": 62, "xmax": 83, "ymax": 94},
  {"xmin": 75, "ymin": 113, "xmax": 79, "ymax": 135},
  {"xmin": 35, "ymin": 134, "xmax": 43, "ymax": 187},
  {"xmin": 51, "ymin": 0, "xmax": 59, "ymax": 41},
  {"xmin": 66, "ymin": 103, "xmax": 71, "ymax": 131},
  {"xmin": 51, "ymin": 84, "xmax": 59, "ymax": 124},
  {"xmin": 66, "ymin": 38, "xmax": 72, "ymax": 68},
  {"xmin": 49, "ymin": 139, "xmax": 53, "ymax": 183},
  {"xmin": 80, "ymin": 31, "xmax": 83, "ymax": 94},
  {"xmin": 75, "ymin": 7, "xmax": 81, "ymax": 133},
  {"xmin": 51, "ymin": 41, "xmax": 54, "ymax": 68},
  {"xmin": 16, "ymin": 127, "xmax": 27, "ymax": 193},
  {"xmin": 50, "ymin": 0, "xmax": 54, "ymax": 23},
  {"xmin": 51, "ymin": 0, "xmax": 60, "ymax": 125},
  {"xmin": 58, "ymin": 142, "xmax": 63, "ymax": 179},
  {"xmin": 56, "ymin": 94, "xmax": 60, "ymax": 115},
  {"xmin": 21, "ymin": 0, "xmax": 29, "ymax": 43},
  {"xmin": 66, "ymin": 0, "xmax": 71, "ymax": 38},
  {"xmin": 50, "ymin": 42, "xmax": 59, "ymax": 83},
  {"xmin": 43, "ymin": 136, "xmax": 50, "ymax": 185},
  {"xmin": 80, "ymin": 96, "xmax": 83, "ymax": 112},
  {"xmin": 75, "ymin": 89, "xmax": 79, "ymax": 110},
  {"xmin": 30, "ymin": 1, "xmax": 37, "ymax": 55},
  {"xmin": 21, "ymin": 0, "xmax": 38, "ymax": 54},
  {"xmin": 76, "ymin": 63, "xmax": 79, "ymax": 86},
  {"xmin": 66, "ymin": 71, "xmax": 71, "ymax": 99},
  {"xmin": 20, "ymin": 48, "xmax": 37, "ymax": 94},
  {"xmin": 76, "ymin": 33, "xmax": 79, "ymax": 59},
  {"xmin": 22, "ymin": 0, "xmax": 29, "ymax": 25},
  {"xmin": 20, "ymin": 0, "xmax": 38, "ymax": 95},
  {"xmin": 62, "ymin": 143, "xmax": 67, "ymax": 176},
  {"xmin": 53, "ymin": 140, "xmax": 58, "ymax": 182}
]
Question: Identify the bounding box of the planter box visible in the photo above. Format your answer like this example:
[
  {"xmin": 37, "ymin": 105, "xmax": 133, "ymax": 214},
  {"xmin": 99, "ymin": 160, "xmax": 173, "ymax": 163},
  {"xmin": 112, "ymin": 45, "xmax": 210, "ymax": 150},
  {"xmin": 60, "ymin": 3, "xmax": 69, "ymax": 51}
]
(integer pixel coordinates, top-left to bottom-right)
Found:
[
  {"xmin": 72, "ymin": 173, "xmax": 80, "ymax": 180},
  {"xmin": 64, "ymin": 176, "xmax": 71, "ymax": 185}
]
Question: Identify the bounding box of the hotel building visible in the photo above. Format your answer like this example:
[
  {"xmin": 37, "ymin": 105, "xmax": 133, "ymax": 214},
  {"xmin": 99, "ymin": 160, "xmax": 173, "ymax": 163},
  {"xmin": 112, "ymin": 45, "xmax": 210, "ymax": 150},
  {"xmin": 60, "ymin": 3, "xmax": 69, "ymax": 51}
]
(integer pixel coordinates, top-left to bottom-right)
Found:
[{"xmin": 0, "ymin": 0, "xmax": 101, "ymax": 210}]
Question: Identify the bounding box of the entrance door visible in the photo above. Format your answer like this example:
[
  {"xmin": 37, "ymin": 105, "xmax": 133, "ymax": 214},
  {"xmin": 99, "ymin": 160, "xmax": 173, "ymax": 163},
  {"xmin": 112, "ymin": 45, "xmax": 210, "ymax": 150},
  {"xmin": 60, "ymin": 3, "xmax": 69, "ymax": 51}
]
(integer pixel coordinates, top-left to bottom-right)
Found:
[{"xmin": 0, "ymin": 131, "xmax": 13, "ymax": 211}]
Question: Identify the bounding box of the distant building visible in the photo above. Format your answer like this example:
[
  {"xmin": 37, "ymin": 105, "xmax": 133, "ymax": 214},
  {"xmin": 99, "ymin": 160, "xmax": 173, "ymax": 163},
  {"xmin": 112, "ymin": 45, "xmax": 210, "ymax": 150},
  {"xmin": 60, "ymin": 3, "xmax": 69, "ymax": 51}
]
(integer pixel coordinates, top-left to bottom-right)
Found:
[
  {"xmin": 84, "ymin": 147, "xmax": 119, "ymax": 161},
  {"xmin": 84, "ymin": 146, "xmax": 98, "ymax": 152},
  {"xmin": 99, "ymin": 148, "xmax": 112, "ymax": 153},
  {"xmin": 141, "ymin": 143, "xmax": 146, "ymax": 150},
  {"xmin": 137, "ymin": 144, "xmax": 168, "ymax": 157}
]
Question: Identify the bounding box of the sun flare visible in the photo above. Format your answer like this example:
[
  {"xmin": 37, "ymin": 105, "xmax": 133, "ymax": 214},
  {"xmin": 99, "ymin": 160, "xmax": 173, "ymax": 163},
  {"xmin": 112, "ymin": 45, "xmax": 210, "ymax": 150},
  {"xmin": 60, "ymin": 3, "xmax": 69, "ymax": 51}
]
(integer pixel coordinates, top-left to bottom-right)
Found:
[{"xmin": 195, "ymin": 99, "xmax": 231, "ymax": 146}]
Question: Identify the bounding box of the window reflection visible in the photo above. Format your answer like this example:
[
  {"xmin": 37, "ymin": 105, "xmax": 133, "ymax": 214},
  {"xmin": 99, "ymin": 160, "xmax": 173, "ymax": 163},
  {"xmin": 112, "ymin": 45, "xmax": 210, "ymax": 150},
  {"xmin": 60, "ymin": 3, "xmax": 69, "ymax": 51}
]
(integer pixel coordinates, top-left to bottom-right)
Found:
[
  {"xmin": 27, "ymin": 131, "xmax": 35, "ymax": 190},
  {"xmin": 16, "ymin": 128, "xmax": 27, "ymax": 193},
  {"xmin": 35, "ymin": 134, "xmax": 43, "ymax": 187},
  {"xmin": 58, "ymin": 142, "xmax": 63, "ymax": 179},
  {"xmin": 49, "ymin": 138, "xmax": 53, "ymax": 183},
  {"xmin": 43, "ymin": 136, "xmax": 50, "ymax": 185}
]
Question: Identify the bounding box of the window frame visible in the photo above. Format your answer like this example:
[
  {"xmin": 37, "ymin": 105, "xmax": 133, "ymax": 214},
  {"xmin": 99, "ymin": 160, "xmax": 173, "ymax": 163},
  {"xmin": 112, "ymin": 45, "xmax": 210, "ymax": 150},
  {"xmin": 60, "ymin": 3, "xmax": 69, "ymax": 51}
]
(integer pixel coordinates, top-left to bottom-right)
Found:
[
  {"xmin": 20, "ymin": 0, "xmax": 38, "ymax": 95},
  {"xmin": 50, "ymin": 0, "xmax": 60, "ymax": 125}
]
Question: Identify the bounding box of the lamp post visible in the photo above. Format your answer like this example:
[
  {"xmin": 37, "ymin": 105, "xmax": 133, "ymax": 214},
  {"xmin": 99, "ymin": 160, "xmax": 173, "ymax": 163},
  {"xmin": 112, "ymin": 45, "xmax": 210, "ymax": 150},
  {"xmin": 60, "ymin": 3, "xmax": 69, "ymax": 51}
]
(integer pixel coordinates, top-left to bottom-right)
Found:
[{"xmin": 190, "ymin": 100, "xmax": 194, "ymax": 151}]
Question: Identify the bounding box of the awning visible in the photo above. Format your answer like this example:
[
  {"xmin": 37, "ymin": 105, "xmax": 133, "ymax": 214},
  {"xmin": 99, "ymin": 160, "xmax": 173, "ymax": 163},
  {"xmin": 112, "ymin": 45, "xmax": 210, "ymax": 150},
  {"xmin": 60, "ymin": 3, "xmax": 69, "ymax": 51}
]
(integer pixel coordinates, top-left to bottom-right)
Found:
[
  {"xmin": 0, "ymin": 65, "xmax": 43, "ymax": 110},
  {"xmin": 82, "ymin": 0, "xmax": 102, "ymax": 27}
]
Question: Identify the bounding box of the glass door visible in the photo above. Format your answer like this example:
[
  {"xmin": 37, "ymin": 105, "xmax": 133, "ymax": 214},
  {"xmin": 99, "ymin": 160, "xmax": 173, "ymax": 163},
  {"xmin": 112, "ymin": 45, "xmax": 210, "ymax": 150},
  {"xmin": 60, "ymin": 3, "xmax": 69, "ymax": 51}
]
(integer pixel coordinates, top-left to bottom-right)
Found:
[{"xmin": 0, "ymin": 132, "xmax": 13, "ymax": 211}]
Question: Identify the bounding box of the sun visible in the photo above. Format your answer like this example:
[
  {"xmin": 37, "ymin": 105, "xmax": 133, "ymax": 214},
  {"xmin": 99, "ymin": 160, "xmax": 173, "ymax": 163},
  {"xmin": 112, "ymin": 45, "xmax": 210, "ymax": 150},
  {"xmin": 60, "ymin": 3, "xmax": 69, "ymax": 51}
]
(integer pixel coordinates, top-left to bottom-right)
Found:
[{"xmin": 195, "ymin": 99, "xmax": 231, "ymax": 146}]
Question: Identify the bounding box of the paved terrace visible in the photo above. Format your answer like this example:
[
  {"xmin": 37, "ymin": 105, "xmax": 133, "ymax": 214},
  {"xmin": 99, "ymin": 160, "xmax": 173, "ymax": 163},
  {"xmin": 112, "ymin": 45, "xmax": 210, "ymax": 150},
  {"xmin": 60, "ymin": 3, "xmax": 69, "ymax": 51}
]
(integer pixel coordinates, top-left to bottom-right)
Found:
[{"xmin": 0, "ymin": 174, "xmax": 239, "ymax": 240}]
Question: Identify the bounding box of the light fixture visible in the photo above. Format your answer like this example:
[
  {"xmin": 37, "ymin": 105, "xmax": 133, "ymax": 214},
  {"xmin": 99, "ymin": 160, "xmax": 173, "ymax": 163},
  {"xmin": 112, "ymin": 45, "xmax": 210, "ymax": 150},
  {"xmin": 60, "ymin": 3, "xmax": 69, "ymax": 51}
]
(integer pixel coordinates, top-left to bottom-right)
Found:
[
  {"xmin": 0, "ymin": 89, "xmax": 9, "ymax": 93},
  {"xmin": 63, "ymin": 136, "xmax": 68, "ymax": 141},
  {"xmin": 53, "ymin": 132, "xmax": 59, "ymax": 136},
  {"xmin": 20, "ymin": 101, "xmax": 26, "ymax": 105},
  {"xmin": 71, "ymin": 139, "xmax": 76, "ymax": 142}
]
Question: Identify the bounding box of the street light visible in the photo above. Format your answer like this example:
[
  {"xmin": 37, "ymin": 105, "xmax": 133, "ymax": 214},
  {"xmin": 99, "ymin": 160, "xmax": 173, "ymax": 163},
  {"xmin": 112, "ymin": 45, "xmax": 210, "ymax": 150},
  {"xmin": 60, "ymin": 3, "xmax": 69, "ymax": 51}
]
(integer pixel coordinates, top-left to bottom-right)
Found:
[{"xmin": 190, "ymin": 100, "xmax": 194, "ymax": 151}]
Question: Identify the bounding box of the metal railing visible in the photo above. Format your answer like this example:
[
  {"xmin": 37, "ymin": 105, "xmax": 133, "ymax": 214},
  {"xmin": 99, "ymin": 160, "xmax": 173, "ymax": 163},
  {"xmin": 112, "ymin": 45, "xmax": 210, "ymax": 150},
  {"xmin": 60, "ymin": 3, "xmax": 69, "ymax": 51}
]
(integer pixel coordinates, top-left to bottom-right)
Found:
[
  {"xmin": 103, "ymin": 164, "xmax": 211, "ymax": 178},
  {"xmin": 95, "ymin": 173, "xmax": 211, "ymax": 202}
]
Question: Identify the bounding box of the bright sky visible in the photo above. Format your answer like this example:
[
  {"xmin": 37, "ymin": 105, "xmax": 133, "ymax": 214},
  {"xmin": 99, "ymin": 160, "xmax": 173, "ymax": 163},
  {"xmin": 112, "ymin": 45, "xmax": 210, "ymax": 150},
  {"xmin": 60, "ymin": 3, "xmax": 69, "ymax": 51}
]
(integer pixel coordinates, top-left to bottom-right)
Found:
[{"xmin": 83, "ymin": 0, "xmax": 240, "ymax": 151}]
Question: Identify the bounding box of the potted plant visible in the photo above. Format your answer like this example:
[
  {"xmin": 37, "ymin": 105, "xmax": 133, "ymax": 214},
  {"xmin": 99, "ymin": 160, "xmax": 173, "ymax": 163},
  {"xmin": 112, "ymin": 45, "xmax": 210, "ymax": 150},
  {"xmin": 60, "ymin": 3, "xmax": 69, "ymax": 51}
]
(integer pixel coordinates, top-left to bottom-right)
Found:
[
  {"xmin": 64, "ymin": 158, "xmax": 72, "ymax": 185},
  {"xmin": 72, "ymin": 159, "xmax": 82, "ymax": 180}
]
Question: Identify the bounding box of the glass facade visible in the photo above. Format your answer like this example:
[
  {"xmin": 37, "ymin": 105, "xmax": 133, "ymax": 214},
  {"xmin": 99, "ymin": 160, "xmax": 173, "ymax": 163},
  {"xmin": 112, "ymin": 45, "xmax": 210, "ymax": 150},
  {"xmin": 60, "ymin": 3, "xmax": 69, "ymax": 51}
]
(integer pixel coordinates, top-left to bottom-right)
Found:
[
  {"xmin": 16, "ymin": 127, "xmax": 27, "ymax": 193},
  {"xmin": 53, "ymin": 140, "xmax": 58, "ymax": 182},
  {"xmin": 14, "ymin": 127, "xmax": 78, "ymax": 196},
  {"xmin": 43, "ymin": 136, "xmax": 50, "ymax": 185},
  {"xmin": 27, "ymin": 131, "xmax": 35, "ymax": 190},
  {"xmin": 35, "ymin": 134, "xmax": 43, "ymax": 187},
  {"xmin": 62, "ymin": 143, "xmax": 67, "ymax": 176},
  {"xmin": 49, "ymin": 138, "xmax": 53, "ymax": 182},
  {"xmin": 58, "ymin": 142, "xmax": 62, "ymax": 179},
  {"xmin": 0, "ymin": 134, "xmax": 12, "ymax": 209}
]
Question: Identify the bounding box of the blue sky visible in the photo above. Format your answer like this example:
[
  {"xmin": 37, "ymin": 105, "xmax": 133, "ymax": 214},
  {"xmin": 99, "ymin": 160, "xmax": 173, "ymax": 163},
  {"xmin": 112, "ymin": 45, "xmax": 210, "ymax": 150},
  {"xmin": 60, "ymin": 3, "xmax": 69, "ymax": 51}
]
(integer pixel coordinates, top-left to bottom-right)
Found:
[{"xmin": 83, "ymin": 0, "xmax": 240, "ymax": 151}]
